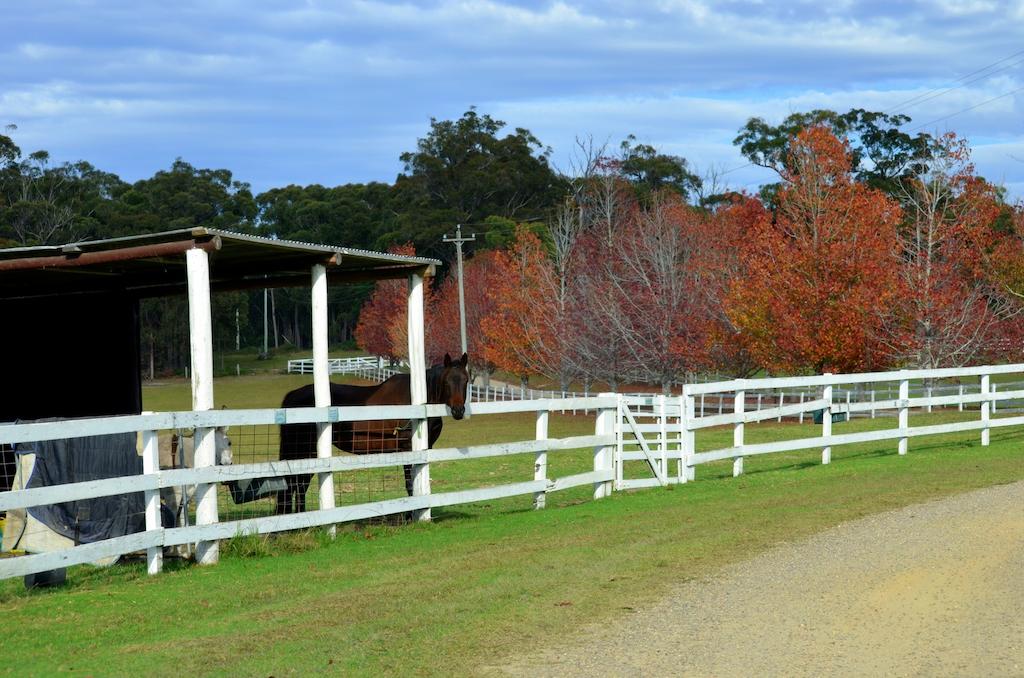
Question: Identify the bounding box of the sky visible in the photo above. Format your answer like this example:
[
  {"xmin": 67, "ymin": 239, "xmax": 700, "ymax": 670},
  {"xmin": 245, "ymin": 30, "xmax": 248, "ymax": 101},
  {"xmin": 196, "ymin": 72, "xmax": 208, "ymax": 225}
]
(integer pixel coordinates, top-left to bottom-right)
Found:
[{"xmin": 2, "ymin": 0, "xmax": 1023, "ymax": 200}]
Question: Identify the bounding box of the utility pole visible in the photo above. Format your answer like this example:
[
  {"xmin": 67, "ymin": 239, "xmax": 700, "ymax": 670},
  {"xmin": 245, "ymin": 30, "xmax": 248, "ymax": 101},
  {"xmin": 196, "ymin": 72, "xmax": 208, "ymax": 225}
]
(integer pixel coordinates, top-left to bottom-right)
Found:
[
  {"xmin": 262, "ymin": 287, "xmax": 268, "ymax": 356},
  {"xmin": 442, "ymin": 224, "xmax": 476, "ymax": 355}
]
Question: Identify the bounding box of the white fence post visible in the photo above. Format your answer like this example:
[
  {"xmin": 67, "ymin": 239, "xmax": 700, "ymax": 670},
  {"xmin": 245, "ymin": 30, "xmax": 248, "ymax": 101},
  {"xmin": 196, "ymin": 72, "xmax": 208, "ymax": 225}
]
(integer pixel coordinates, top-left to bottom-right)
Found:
[
  {"xmin": 981, "ymin": 374, "xmax": 991, "ymax": 446},
  {"xmin": 534, "ymin": 410, "xmax": 548, "ymax": 509},
  {"xmin": 312, "ymin": 264, "xmax": 336, "ymax": 537},
  {"xmin": 822, "ymin": 376, "xmax": 833, "ymax": 465},
  {"xmin": 799, "ymin": 392, "xmax": 805, "ymax": 423},
  {"xmin": 658, "ymin": 395, "xmax": 667, "ymax": 481},
  {"xmin": 682, "ymin": 392, "xmax": 695, "ymax": 482},
  {"xmin": 926, "ymin": 384, "xmax": 933, "ymax": 413},
  {"xmin": 870, "ymin": 389, "xmax": 876, "ymax": 419},
  {"xmin": 899, "ymin": 373, "xmax": 910, "ymax": 455},
  {"xmin": 733, "ymin": 384, "xmax": 744, "ymax": 477},
  {"xmin": 594, "ymin": 394, "xmax": 617, "ymax": 498},
  {"xmin": 186, "ymin": 247, "xmax": 219, "ymax": 566},
  {"xmin": 777, "ymin": 391, "xmax": 784, "ymax": 423},
  {"xmin": 958, "ymin": 384, "xmax": 964, "ymax": 412},
  {"xmin": 407, "ymin": 271, "xmax": 431, "ymax": 521},
  {"xmin": 992, "ymin": 383, "xmax": 998, "ymax": 413},
  {"xmin": 142, "ymin": 429, "xmax": 162, "ymax": 576}
]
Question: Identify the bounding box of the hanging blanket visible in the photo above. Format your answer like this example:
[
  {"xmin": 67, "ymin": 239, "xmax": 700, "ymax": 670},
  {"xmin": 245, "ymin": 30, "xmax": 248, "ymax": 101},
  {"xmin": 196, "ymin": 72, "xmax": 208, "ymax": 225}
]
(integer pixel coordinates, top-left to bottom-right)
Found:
[{"xmin": 20, "ymin": 430, "xmax": 144, "ymax": 544}]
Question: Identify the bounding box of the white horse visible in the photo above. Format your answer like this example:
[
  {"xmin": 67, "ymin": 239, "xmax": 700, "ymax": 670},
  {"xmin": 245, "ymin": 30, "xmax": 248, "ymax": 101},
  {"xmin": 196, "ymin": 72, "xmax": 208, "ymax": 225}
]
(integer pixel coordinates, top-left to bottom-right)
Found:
[{"xmin": 158, "ymin": 427, "xmax": 233, "ymax": 531}]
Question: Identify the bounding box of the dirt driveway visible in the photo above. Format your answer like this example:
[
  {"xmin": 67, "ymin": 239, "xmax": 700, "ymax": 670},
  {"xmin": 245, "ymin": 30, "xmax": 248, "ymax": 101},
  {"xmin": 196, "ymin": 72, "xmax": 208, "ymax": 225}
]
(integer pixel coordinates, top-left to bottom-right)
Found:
[{"xmin": 495, "ymin": 481, "xmax": 1024, "ymax": 677}]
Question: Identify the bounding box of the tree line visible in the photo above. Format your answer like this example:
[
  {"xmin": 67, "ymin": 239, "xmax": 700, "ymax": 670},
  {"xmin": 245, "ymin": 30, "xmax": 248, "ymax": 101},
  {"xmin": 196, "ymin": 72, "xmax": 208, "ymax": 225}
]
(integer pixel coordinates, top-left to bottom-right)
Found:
[
  {"xmin": 355, "ymin": 115, "xmax": 1024, "ymax": 391},
  {"xmin": 3, "ymin": 108, "xmax": 1022, "ymax": 384}
]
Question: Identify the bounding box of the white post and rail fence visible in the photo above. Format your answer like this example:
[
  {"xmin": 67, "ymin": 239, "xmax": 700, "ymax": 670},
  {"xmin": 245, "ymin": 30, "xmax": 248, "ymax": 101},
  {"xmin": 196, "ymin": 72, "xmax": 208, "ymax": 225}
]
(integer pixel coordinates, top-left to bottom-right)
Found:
[{"xmin": 1, "ymin": 363, "xmax": 1022, "ymax": 582}]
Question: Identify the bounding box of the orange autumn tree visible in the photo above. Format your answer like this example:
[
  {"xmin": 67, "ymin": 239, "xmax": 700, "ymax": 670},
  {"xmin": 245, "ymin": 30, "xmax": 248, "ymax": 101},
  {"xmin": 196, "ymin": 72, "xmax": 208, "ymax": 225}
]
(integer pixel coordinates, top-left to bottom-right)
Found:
[
  {"xmin": 428, "ymin": 249, "xmax": 511, "ymax": 380},
  {"xmin": 725, "ymin": 126, "xmax": 903, "ymax": 373},
  {"xmin": 481, "ymin": 226, "xmax": 581, "ymax": 389}
]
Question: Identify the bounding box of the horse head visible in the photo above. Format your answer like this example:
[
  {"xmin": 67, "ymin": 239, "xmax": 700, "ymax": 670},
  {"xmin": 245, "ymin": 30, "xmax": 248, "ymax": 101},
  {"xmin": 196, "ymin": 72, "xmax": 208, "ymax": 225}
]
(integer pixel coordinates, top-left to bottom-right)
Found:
[
  {"xmin": 440, "ymin": 352, "xmax": 470, "ymax": 420},
  {"xmin": 213, "ymin": 425, "xmax": 233, "ymax": 466}
]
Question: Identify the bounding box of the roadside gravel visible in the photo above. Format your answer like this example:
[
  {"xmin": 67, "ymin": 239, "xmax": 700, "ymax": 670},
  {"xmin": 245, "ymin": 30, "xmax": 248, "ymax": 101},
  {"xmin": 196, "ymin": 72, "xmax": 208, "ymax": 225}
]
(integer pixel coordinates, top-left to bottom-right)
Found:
[{"xmin": 493, "ymin": 481, "xmax": 1024, "ymax": 677}]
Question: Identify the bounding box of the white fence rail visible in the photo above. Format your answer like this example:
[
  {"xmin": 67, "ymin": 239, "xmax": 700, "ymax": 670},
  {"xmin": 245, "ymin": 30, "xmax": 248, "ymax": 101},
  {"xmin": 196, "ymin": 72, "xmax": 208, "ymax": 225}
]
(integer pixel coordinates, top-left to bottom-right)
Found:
[
  {"xmin": 473, "ymin": 376, "xmax": 1024, "ymax": 421},
  {"xmin": 287, "ymin": 356, "xmax": 403, "ymax": 381},
  {"xmin": 3, "ymin": 363, "xmax": 1023, "ymax": 582},
  {"xmin": 0, "ymin": 397, "xmax": 618, "ymax": 581}
]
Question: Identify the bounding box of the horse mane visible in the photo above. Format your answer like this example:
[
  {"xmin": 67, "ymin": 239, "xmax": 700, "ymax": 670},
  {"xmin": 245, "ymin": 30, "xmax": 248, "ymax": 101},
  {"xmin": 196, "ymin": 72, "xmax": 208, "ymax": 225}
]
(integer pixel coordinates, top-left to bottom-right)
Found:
[{"xmin": 425, "ymin": 363, "xmax": 445, "ymax": 404}]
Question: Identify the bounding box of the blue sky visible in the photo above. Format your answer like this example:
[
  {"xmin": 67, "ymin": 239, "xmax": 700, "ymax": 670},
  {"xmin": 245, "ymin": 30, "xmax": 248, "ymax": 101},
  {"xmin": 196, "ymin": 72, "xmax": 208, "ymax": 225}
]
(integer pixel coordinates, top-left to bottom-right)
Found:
[{"xmin": 2, "ymin": 0, "xmax": 1022, "ymax": 200}]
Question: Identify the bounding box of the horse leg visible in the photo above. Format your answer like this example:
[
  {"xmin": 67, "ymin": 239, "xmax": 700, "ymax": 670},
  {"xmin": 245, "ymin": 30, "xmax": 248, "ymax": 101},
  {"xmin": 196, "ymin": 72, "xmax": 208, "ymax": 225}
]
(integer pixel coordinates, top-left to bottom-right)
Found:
[
  {"xmin": 294, "ymin": 474, "xmax": 311, "ymax": 513},
  {"xmin": 403, "ymin": 464, "xmax": 414, "ymax": 497}
]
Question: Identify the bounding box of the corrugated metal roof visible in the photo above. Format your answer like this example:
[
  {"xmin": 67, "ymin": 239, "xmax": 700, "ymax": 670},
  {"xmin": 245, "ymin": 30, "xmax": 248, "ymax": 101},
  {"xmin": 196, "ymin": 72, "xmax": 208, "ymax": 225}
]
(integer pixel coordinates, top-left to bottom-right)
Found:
[{"xmin": 0, "ymin": 227, "xmax": 440, "ymax": 300}]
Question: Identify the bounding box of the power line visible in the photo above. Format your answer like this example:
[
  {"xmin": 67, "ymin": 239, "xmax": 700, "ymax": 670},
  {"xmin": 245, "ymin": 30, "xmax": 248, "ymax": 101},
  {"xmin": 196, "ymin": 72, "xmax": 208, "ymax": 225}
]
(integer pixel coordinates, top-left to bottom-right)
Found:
[
  {"xmin": 886, "ymin": 55, "xmax": 1024, "ymax": 116},
  {"xmin": 907, "ymin": 84, "xmax": 1024, "ymax": 132},
  {"xmin": 720, "ymin": 161, "xmax": 754, "ymax": 175},
  {"xmin": 884, "ymin": 48, "xmax": 1024, "ymax": 115}
]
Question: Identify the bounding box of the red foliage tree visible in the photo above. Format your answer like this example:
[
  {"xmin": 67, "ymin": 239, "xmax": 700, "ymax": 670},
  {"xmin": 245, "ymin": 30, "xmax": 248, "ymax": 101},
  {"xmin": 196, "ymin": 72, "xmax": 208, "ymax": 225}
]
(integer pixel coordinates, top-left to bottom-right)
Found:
[
  {"xmin": 603, "ymin": 192, "xmax": 716, "ymax": 390},
  {"xmin": 725, "ymin": 126, "xmax": 903, "ymax": 374},
  {"xmin": 879, "ymin": 134, "xmax": 1007, "ymax": 368},
  {"xmin": 354, "ymin": 243, "xmax": 432, "ymax": 362},
  {"xmin": 702, "ymin": 194, "xmax": 767, "ymax": 377},
  {"xmin": 428, "ymin": 249, "xmax": 511, "ymax": 379},
  {"xmin": 480, "ymin": 226, "xmax": 584, "ymax": 390}
]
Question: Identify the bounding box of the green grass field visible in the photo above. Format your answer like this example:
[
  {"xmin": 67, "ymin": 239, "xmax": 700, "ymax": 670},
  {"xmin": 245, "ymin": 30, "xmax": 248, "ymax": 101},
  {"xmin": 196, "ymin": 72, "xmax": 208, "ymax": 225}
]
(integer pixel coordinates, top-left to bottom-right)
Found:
[{"xmin": 0, "ymin": 374, "xmax": 1022, "ymax": 677}]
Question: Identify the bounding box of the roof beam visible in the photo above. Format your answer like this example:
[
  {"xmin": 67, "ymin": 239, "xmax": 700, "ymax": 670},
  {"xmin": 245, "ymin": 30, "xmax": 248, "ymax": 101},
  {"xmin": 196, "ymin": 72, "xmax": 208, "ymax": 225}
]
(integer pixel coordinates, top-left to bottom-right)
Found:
[{"xmin": 0, "ymin": 237, "xmax": 221, "ymax": 272}]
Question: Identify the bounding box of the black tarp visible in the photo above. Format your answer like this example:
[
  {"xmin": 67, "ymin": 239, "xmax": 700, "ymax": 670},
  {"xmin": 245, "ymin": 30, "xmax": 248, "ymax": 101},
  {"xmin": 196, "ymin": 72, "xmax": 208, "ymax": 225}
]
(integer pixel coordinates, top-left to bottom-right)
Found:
[{"xmin": 20, "ymin": 430, "xmax": 144, "ymax": 544}]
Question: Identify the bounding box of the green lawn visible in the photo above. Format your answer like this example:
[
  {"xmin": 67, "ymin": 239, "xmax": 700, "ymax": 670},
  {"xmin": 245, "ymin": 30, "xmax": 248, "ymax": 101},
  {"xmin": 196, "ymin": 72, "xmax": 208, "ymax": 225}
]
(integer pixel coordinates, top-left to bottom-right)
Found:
[{"xmin": 0, "ymin": 374, "xmax": 1022, "ymax": 677}]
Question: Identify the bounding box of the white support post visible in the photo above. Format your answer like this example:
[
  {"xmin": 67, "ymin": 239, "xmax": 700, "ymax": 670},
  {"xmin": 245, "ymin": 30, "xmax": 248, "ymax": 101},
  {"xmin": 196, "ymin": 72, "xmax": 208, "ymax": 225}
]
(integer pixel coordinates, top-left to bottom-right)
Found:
[
  {"xmin": 799, "ymin": 392, "xmax": 805, "ymax": 423},
  {"xmin": 777, "ymin": 391, "xmax": 784, "ymax": 423},
  {"xmin": 898, "ymin": 374, "xmax": 910, "ymax": 455},
  {"xmin": 186, "ymin": 247, "xmax": 218, "ymax": 565},
  {"xmin": 958, "ymin": 384, "xmax": 964, "ymax": 412},
  {"xmin": 407, "ymin": 272, "xmax": 431, "ymax": 521},
  {"xmin": 594, "ymin": 394, "xmax": 616, "ymax": 498},
  {"xmin": 717, "ymin": 395, "xmax": 723, "ymax": 415},
  {"xmin": 312, "ymin": 264, "xmax": 336, "ymax": 537},
  {"xmin": 981, "ymin": 374, "xmax": 991, "ymax": 446},
  {"xmin": 534, "ymin": 410, "xmax": 548, "ymax": 509},
  {"xmin": 870, "ymin": 389, "xmax": 876, "ymax": 419},
  {"xmin": 142, "ymin": 429, "xmax": 162, "ymax": 576},
  {"xmin": 822, "ymin": 377, "xmax": 833, "ymax": 465},
  {"xmin": 733, "ymin": 386, "xmax": 744, "ymax": 477},
  {"xmin": 992, "ymin": 383, "xmax": 998, "ymax": 413},
  {"xmin": 658, "ymin": 395, "xmax": 667, "ymax": 481},
  {"xmin": 845, "ymin": 390, "xmax": 851, "ymax": 417},
  {"xmin": 756, "ymin": 393, "xmax": 762, "ymax": 414},
  {"xmin": 614, "ymin": 395, "xmax": 624, "ymax": 489},
  {"xmin": 682, "ymin": 392, "xmax": 695, "ymax": 482},
  {"xmin": 926, "ymin": 385, "xmax": 933, "ymax": 413},
  {"xmin": 699, "ymin": 393, "xmax": 705, "ymax": 418}
]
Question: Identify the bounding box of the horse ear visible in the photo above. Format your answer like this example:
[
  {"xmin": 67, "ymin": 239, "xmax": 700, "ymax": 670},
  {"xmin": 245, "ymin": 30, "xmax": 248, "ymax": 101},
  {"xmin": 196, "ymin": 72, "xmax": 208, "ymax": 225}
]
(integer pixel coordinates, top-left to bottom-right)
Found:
[
  {"xmin": 444, "ymin": 353, "xmax": 452, "ymax": 367},
  {"xmin": 460, "ymin": 352, "xmax": 468, "ymax": 367}
]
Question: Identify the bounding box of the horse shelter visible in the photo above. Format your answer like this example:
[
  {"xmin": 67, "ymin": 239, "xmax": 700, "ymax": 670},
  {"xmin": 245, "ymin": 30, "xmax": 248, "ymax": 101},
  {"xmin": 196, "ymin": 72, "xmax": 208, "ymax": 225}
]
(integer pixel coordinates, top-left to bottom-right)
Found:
[{"xmin": 0, "ymin": 227, "xmax": 439, "ymax": 572}]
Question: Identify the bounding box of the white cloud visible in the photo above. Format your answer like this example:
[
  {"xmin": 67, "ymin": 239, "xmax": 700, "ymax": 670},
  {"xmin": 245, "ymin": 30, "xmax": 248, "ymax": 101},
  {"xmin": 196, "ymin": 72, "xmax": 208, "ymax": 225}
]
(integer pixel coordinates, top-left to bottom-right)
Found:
[{"xmin": 0, "ymin": 0, "xmax": 1020, "ymax": 198}]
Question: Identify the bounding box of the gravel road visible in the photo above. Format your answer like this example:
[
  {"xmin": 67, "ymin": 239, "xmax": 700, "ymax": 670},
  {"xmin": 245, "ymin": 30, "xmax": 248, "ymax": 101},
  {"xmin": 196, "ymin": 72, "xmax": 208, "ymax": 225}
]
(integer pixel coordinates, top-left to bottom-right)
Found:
[{"xmin": 494, "ymin": 481, "xmax": 1024, "ymax": 677}]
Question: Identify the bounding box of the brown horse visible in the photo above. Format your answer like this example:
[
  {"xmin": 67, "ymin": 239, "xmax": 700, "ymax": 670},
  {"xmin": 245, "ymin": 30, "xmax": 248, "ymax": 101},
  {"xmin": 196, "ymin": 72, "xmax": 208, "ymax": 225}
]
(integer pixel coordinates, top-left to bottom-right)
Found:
[{"xmin": 276, "ymin": 352, "xmax": 469, "ymax": 514}]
